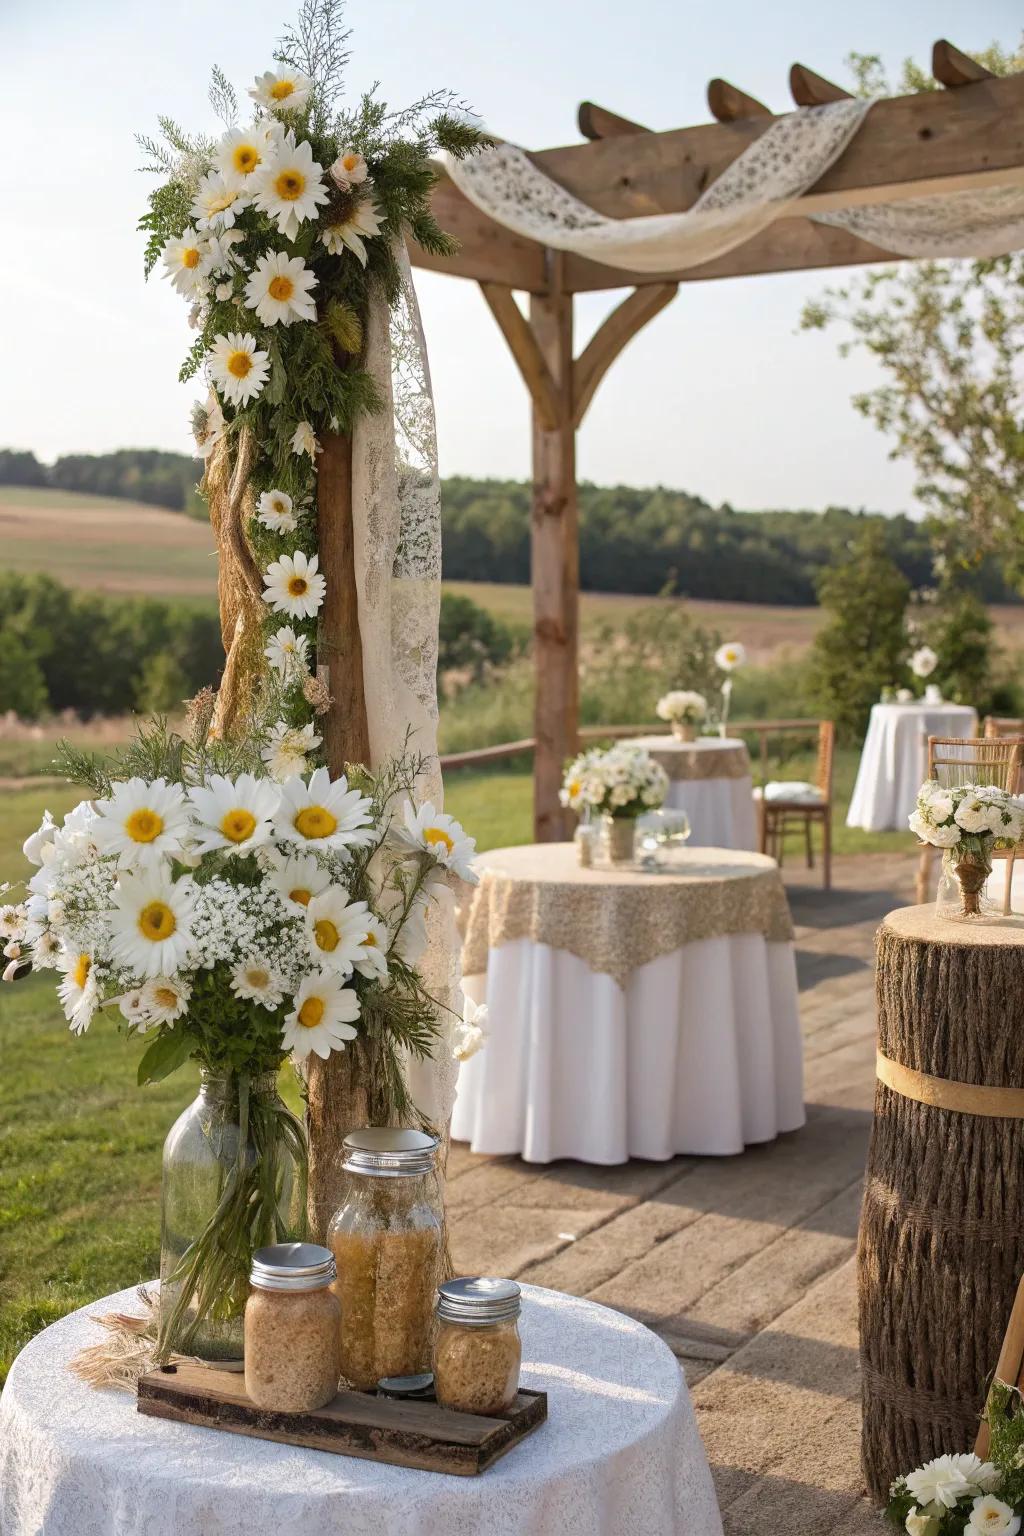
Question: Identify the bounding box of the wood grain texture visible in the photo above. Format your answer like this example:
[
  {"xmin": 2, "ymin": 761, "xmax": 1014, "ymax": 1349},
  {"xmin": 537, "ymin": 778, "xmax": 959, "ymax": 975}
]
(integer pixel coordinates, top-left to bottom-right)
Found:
[
  {"xmin": 706, "ymin": 78, "xmax": 772, "ymax": 123},
  {"xmin": 480, "ymin": 284, "xmax": 563, "ymax": 429},
  {"xmin": 577, "ymin": 101, "xmax": 651, "ymax": 140},
  {"xmin": 933, "ymin": 38, "xmax": 995, "ymax": 89},
  {"xmin": 789, "ymin": 63, "xmax": 853, "ymax": 107},
  {"xmin": 137, "ymin": 1364, "xmax": 547, "ymax": 1476}
]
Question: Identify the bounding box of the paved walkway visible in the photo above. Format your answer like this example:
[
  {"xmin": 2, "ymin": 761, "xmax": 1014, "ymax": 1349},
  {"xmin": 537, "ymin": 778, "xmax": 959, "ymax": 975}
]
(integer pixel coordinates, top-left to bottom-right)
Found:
[{"xmin": 448, "ymin": 852, "xmax": 916, "ymax": 1535}]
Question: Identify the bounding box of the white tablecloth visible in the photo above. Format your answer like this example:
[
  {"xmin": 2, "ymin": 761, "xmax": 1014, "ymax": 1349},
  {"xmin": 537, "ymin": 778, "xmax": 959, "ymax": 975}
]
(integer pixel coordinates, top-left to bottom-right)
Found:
[
  {"xmin": 630, "ymin": 735, "xmax": 757, "ymax": 850},
  {"xmin": 846, "ymin": 702, "xmax": 978, "ymax": 832},
  {"xmin": 0, "ymin": 1284, "xmax": 722, "ymax": 1536}
]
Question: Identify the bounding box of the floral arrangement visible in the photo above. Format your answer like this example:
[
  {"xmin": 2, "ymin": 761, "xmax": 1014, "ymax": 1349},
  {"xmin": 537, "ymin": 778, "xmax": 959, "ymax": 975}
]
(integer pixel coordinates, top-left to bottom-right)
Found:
[
  {"xmin": 911, "ymin": 646, "xmax": 939, "ymax": 681},
  {"xmin": 887, "ymin": 1384, "xmax": 1024, "ymax": 1533},
  {"xmin": 560, "ymin": 743, "xmax": 669, "ymax": 820},
  {"xmin": 910, "ymin": 779, "xmax": 1024, "ymax": 916},
  {"xmin": 1, "ymin": 707, "xmax": 476, "ymax": 1354},
  {"xmin": 140, "ymin": 0, "xmax": 488, "ymax": 751},
  {"xmin": 655, "ymin": 691, "xmax": 707, "ymax": 727}
]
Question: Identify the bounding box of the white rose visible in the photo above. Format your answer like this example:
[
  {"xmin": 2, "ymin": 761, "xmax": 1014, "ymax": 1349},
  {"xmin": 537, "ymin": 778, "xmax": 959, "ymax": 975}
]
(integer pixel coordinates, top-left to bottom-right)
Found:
[
  {"xmin": 926, "ymin": 793, "xmax": 954, "ymax": 823},
  {"xmin": 967, "ymin": 1494, "xmax": 1020, "ymax": 1534},
  {"xmin": 955, "ymin": 799, "xmax": 996, "ymax": 835},
  {"xmin": 930, "ymin": 822, "xmax": 963, "ymax": 848},
  {"xmin": 905, "ymin": 1509, "xmax": 940, "ymax": 1536},
  {"xmin": 23, "ymin": 813, "xmax": 57, "ymax": 866}
]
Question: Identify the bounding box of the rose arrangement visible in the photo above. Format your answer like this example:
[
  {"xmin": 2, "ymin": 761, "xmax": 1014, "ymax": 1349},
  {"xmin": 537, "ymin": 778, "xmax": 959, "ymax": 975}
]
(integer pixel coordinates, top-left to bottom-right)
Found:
[
  {"xmin": 888, "ymin": 1386, "xmax": 1024, "ymax": 1533},
  {"xmin": 560, "ymin": 744, "xmax": 669, "ymax": 820},
  {"xmin": 655, "ymin": 691, "xmax": 707, "ymax": 728},
  {"xmin": 910, "ymin": 779, "xmax": 1024, "ymax": 917}
]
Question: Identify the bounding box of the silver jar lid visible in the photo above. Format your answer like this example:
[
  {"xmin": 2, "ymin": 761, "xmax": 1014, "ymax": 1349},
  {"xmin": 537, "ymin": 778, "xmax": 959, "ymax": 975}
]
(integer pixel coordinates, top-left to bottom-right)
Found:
[
  {"xmin": 342, "ymin": 1127, "xmax": 439, "ymax": 1178},
  {"xmin": 436, "ymin": 1277, "xmax": 522, "ymax": 1326},
  {"xmin": 250, "ymin": 1243, "xmax": 336, "ymax": 1292}
]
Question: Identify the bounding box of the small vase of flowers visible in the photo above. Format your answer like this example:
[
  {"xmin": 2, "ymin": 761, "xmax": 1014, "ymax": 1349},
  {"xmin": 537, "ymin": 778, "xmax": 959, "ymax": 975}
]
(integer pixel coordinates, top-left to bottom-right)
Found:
[
  {"xmin": 887, "ymin": 1381, "xmax": 1024, "ymax": 1535},
  {"xmin": 656, "ymin": 691, "xmax": 707, "ymax": 744},
  {"xmin": 910, "ymin": 780, "xmax": 1024, "ymax": 919},
  {"xmin": 560, "ymin": 744, "xmax": 670, "ymax": 864}
]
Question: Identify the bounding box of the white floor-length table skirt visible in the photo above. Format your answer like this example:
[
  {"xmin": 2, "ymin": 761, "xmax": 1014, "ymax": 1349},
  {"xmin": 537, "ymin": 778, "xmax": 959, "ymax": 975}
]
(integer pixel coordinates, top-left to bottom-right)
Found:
[
  {"xmin": 0, "ymin": 1284, "xmax": 723, "ymax": 1536},
  {"xmin": 630, "ymin": 736, "xmax": 757, "ymax": 850},
  {"xmin": 453, "ymin": 932, "xmax": 804, "ymax": 1164},
  {"xmin": 846, "ymin": 702, "xmax": 978, "ymax": 832}
]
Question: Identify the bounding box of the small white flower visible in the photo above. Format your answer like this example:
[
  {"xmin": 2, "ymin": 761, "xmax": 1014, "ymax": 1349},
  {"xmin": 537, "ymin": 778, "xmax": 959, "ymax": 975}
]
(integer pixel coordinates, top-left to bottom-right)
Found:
[
  {"xmin": 248, "ymin": 66, "xmax": 313, "ymax": 114},
  {"xmin": 911, "ymin": 646, "xmax": 938, "ymax": 679},
  {"xmin": 0, "ymin": 905, "xmax": 25, "ymax": 941},
  {"xmin": 23, "ymin": 811, "xmax": 57, "ymax": 866},
  {"xmin": 715, "ymin": 642, "xmax": 746, "ymax": 671},
  {"xmin": 320, "ymin": 195, "xmax": 384, "ymax": 265},
  {"xmin": 30, "ymin": 931, "xmax": 61, "ymax": 970},
  {"xmin": 244, "ymin": 251, "xmax": 317, "ymax": 327},
  {"xmin": 290, "ymin": 420, "xmax": 321, "ymax": 459},
  {"xmin": 215, "ymin": 281, "xmax": 234, "ymax": 301},
  {"xmin": 904, "ymin": 1510, "xmax": 939, "ymax": 1536},
  {"xmin": 256, "ymin": 489, "xmax": 298, "ymax": 533},
  {"xmin": 305, "ymin": 887, "xmax": 374, "ymax": 976},
  {"xmin": 93, "ymin": 778, "xmax": 191, "ymax": 870},
  {"xmin": 187, "ymin": 773, "xmax": 279, "ymax": 856},
  {"xmin": 261, "ymin": 720, "xmax": 322, "ymax": 782},
  {"xmin": 264, "ymin": 625, "xmax": 310, "ymax": 680},
  {"xmin": 191, "ymin": 170, "xmax": 251, "ymax": 232},
  {"xmin": 268, "ymin": 850, "xmax": 331, "ymax": 912},
  {"xmin": 109, "ymin": 871, "xmax": 197, "ymax": 979},
  {"xmin": 283, "ymin": 972, "xmax": 360, "ymax": 1060},
  {"xmin": 967, "ymin": 1494, "xmax": 1019, "ymax": 1534},
  {"xmin": 329, "ymin": 150, "xmax": 369, "ymax": 189},
  {"xmin": 203, "ymin": 228, "xmax": 247, "ymax": 274},
  {"xmin": 230, "ymin": 961, "xmax": 285, "ymax": 1009},
  {"xmin": 142, "ymin": 975, "xmax": 192, "ymax": 1026},
  {"xmin": 208, "ymin": 332, "xmax": 271, "ymax": 408},
  {"xmin": 397, "ymin": 801, "xmax": 477, "ymax": 882},
  {"xmin": 252, "ymin": 132, "xmax": 329, "ymax": 239},
  {"xmin": 192, "ymin": 392, "xmax": 225, "ymax": 460},
  {"xmin": 353, "ymin": 911, "xmax": 390, "ymax": 982},
  {"xmin": 162, "ymin": 228, "xmax": 209, "ymax": 296},
  {"xmin": 262, "ymin": 550, "xmax": 326, "ymax": 619},
  {"xmin": 214, "ymin": 125, "xmax": 268, "ymax": 183},
  {"xmin": 118, "ymin": 987, "xmax": 148, "ymax": 1024},
  {"xmin": 906, "ymin": 1454, "xmax": 998, "ymax": 1513},
  {"xmin": 57, "ymin": 949, "xmax": 98, "ymax": 1035},
  {"xmin": 453, "ymin": 998, "xmax": 488, "ymax": 1062}
]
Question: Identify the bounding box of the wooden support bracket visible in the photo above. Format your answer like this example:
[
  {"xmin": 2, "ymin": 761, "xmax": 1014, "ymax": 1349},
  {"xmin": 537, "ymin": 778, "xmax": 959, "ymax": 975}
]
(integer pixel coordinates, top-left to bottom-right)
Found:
[
  {"xmin": 480, "ymin": 283, "xmax": 563, "ymax": 429},
  {"xmin": 578, "ymin": 101, "xmax": 651, "ymax": 140},
  {"xmin": 789, "ymin": 63, "xmax": 853, "ymax": 107},
  {"xmin": 933, "ymin": 39, "xmax": 995, "ymax": 89},
  {"xmin": 707, "ymin": 78, "xmax": 772, "ymax": 122},
  {"xmin": 572, "ymin": 284, "xmax": 678, "ymax": 428}
]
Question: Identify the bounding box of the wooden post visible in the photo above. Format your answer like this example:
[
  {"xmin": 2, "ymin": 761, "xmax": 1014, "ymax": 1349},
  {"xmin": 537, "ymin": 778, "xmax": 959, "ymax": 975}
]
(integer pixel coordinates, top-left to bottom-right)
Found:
[
  {"xmin": 304, "ymin": 427, "xmax": 376, "ymax": 1244},
  {"xmin": 530, "ymin": 255, "xmax": 577, "ymax": 843}
]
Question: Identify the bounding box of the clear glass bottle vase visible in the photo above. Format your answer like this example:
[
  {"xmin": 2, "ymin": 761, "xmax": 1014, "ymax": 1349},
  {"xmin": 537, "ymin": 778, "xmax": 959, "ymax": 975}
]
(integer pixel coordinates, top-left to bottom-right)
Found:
[{"xmin": 159, "ymin": 1067, "xmax": 307, "ymax": 1362}]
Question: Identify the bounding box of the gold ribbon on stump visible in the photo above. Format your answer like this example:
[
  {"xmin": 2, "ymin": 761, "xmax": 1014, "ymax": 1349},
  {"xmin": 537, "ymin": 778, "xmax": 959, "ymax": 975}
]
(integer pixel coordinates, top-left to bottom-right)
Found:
[{"xmin": 876, "ymin": 1049, "xmax": 1024, "ymax": 1119}]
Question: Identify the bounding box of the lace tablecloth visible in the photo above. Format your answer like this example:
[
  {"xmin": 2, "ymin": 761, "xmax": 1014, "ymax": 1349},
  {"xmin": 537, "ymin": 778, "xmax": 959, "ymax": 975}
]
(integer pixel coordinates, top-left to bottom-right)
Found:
[
  {"xmin": 0, "ymin": 1283, "xmax": 722, "ymax": 1536},
  {"xmin": 630, "ymin": 735, "xmax": 757, "ymax": 850}
]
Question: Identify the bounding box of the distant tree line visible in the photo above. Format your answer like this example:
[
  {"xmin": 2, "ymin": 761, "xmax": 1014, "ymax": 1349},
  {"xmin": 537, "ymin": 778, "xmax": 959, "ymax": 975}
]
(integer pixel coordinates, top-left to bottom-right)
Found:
[{"xmin": 0, "ymin": 448, "xmax": 205, "ymax": 515}]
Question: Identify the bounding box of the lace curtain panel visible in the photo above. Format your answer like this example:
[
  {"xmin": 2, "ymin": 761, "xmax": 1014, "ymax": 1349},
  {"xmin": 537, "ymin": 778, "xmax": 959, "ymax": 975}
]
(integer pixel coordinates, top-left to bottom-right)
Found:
[{"xmin": 447, "ymin": 100, "xmax": 1024, "ymax": 267}]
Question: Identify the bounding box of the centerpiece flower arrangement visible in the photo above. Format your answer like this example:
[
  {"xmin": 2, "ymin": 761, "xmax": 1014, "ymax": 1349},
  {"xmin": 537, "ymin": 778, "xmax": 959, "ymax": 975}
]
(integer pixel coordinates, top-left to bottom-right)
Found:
[
  {"xmin": 2, "ymin": 705, "xmax": 477, "ymax": 1360},
  {"xmin": 910, "ymin": 779, "xmax": 1024, "ymax": 918},
  {"xmin": 887, "ymin": 1384, "xmax": 1024, "ymax": 1534},
  {"xmin": 560, "ymin": 744, "xmax": 669, "ymax": 863},
  {"xmin": 715, "ymin": 641, "xmax": 746, "ymax": 737},
  {"xmin": 655, "ymin": 691, "xmax": 707, "ymax": 744}
]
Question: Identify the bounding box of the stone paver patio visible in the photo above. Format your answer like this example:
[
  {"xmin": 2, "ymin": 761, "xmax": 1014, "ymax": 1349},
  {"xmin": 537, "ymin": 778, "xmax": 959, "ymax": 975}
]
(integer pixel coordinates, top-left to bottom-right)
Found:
[{"xmin": 448, "ymin": 851, "xmax": 917, "ymax": 1536}]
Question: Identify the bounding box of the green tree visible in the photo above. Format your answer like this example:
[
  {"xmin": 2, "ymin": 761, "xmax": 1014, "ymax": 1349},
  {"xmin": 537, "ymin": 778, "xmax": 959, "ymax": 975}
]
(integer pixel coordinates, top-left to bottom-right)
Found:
[
  {"xmin": 0, "ymin": 629, "xmax": 49, "ymax": 719},
  {"xmin": 917, "ymin": 576, "xmax": 994, "ymax": 709},
  {"xmin": 135, "ymin": 651, "xmax": 191, "ymax": 713},
  {"xmin": 810, "ymin": 524, "xmax": 909, "ymax": 741},
  {"xmin": 438, "ymin": 591, "xmax": 515, "ymax": 681}
]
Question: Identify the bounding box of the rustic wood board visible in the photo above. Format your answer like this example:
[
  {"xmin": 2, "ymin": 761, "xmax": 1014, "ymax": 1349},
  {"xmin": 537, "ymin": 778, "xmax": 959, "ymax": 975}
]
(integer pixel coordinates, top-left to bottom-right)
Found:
[{"xmin": 137, "ymin": 1362, "xmax": 547, "ymax": 1475}]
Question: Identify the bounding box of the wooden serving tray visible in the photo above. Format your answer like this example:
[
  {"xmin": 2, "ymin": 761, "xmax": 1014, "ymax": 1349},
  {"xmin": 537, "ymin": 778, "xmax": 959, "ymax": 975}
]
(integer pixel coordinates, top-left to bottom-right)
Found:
[{"xmin": 137, "ymin": 1362, "xmax": 547, "ymax": 1475}]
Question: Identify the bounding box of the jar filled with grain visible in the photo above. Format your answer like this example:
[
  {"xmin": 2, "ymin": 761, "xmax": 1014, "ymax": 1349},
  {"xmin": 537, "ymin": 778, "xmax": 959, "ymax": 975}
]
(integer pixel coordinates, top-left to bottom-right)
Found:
[
  {"xmin": 244, "ymin": 1243, "xmax": 341, "ymax": 1412},
  {"xmin": 433, "ymin": 1277, "xmax": 522, "ymax": 1416},
  {"xmin": 327, "ymin": 1128, "xmax": 443, "ymax": 1392}
]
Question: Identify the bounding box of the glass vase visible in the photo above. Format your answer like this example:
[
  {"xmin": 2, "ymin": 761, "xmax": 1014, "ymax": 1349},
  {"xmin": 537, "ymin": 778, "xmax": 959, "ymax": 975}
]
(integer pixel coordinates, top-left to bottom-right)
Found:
[
  {"xmin": 159, "ymin": 1067, "xmax": 307, "ymax": 1362},
  {"xmin": 601, "ymin": 814, "xmax": 638, "ymax": 864},
  {"xmin": 936, "ymin": 846, "xmax": 995, "ymax": 920},
  {"xmin": 670, "ymin": 722, "xmax": 697, "ymax": 743}
]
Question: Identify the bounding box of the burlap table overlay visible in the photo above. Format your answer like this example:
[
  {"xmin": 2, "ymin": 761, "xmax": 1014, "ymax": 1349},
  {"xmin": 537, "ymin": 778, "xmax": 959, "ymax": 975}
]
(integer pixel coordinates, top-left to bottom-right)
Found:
[
  {"xmin": 460, "ymin": 844, "xmax": 794, "ymax": 990},
  {"xmin": 629, "ymin": 736, "xmax": 753, "ymax": 782}
]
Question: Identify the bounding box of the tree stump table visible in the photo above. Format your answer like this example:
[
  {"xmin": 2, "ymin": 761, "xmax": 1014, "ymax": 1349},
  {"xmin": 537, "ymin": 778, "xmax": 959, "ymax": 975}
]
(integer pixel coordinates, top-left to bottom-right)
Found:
[{"xmin": 859, "ymin": 905, "xmax": 1024, "ymax": 1502}]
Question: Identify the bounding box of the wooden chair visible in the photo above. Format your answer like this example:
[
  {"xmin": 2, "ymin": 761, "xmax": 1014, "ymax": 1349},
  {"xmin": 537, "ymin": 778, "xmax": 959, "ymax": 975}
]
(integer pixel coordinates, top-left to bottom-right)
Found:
[
  {"xmin": 915, "ymin": 735, "xmax": 1024, "ymax": 909},
  {"xmin": 985, "ymin": 716, "xmax": 1024, "ymax": 739},
  {"xmin": 755, "ymin": 720, "xmax": 835, "ymax": 889}
]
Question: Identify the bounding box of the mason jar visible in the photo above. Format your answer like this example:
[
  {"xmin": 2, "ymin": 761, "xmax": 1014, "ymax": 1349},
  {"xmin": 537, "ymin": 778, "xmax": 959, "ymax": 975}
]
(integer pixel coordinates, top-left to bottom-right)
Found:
[
  {"xmin": 244, "ymin": 1243, "xmax": 341, "ymax": 1412},
  {"xmin": 433, "ymin": 1277, "xmax": 522, "ymax": 1415},
  {"xmin": 326, "ymin": 1128, "xmax": 443, "ymax": 1391}
]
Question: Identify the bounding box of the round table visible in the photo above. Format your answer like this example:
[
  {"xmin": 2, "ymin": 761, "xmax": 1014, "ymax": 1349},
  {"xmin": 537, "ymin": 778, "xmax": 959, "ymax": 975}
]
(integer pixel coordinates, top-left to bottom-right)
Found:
[
  {"xmin": 629, "ymin": 735, "xmax": 757, "ymax": 850},
  {"xmin": 859, "ymin": 907, "xmax": 1024, "ymax": 1502},
  {"xmin": 453, "ymin": 844, "xmax": 803, "ymax": 1164},
  {"xmin": 846, "ymin": 702, "xmax": 978, "ymax": 832},
  {"xmin": 0, "ymin": 1284, "xmax": 723, "ymax": 1536}
]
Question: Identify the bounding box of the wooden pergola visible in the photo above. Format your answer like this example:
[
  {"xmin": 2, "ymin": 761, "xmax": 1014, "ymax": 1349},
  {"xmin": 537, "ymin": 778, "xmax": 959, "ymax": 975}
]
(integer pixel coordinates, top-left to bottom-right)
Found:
[{"xmin": 408, "ymin": 41, "xmax": 1024, "ymax": 841}]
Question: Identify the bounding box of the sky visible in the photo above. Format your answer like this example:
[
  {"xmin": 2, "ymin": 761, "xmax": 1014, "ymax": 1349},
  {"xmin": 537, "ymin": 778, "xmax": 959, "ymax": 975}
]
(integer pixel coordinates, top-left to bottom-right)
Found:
[{"xmin": 1, "ymin": 0, "xmax": 1020, "ymax": 515}]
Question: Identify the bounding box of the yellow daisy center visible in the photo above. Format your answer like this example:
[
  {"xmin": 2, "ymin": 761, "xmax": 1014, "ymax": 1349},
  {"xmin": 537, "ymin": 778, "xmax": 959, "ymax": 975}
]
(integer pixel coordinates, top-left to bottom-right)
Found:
[
  {"xmin": 73, "ymin": 953, "xmax": 91, "ymax": 989},
  {"xmin": 227, "ymin": 350, "xmax": 252, "ymax": 379},
  {"xmin": 125, "ymin": 808, "xmax": 164, "ymax": 844},
  {"xmin": 220, "ymin": 808, "xmax": 257, "ymax": 843},
  {"xmin": 289, "ymin": 886, "xmax": 312, "ymax": 906},
  {"xmin": 233, "ymin": 145, "xmax": 259, "ymax": 173},
  {"xmin": 268, "ymin": 275, "xmax": 295, "ymax": 302},
  {"xmin": 568, "ymin": 779, "xmax": 581, "ymax": 796},
  {"xmin": 424, "ymin": 826, "xmax": 454, "ymax": 853},
  {"xmin": 154, "ymin": 986, "xmax": 179, "ymax": 1009},
  {"xmin": 138, "ymin": 901, "xmax": 176, "ymax": 942},
  {"xmin": 275, "ymin": 168, "xmax": 305, "ymax": 201},
  {"xmin": 245, "ymin": 967, "xmax": 270, "ymax": 990},
  {"xmin": 314, "ymin": 918, "xmax": 340, "ymax": 953},
  {"xmin": 342, "ymin": 154, "xmax": 360, "ymax": 172},
  {"xmin": 298, "ymin": 996, "xmax": 324, "ymax": 1028},
  {"xmin": 294, "ymin": 806, "xmax": 338, "ymax": 840},
  {"xmin": 288, "ymin": 575, "xmax": 309, "ymax": 597},
  {"xmin": 182, "ymin": 247, "xmax": 201, "ymax": 269},
  {"xmin": 208, "ymin": 189, "xmax": 237, "ymax": 214},
  {"xmin": 272, "ymin": 497, "xmax": 288, "ymax": 514},
  {"xmin": 270, "ymin": 79, "xmax": 296, "ymax": 101},
  {"xmin": 363, "ymin": 931, "xmax": 377, "ymax": 947}
]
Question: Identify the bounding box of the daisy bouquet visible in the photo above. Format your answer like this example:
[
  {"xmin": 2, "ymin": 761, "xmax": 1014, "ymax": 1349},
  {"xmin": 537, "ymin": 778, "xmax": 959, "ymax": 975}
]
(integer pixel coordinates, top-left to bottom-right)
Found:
[
  {"xmin": 887, "ymin": 1385, "xmax": 1024, "ymax": 1533},
  {"xmin": 909, "ymin": 780, "xmax": 1024, "ymax": 916},
  {"xmin": 655, "ymin": 690, "xmax": 707, "ymax": 742},
  {"xmin": 3, "ymin": 713, "xmax": 476, "ymax": 1358},
  {"xmin": 560, "ymin": 744, "xmax": 669, "ymax": 820}
]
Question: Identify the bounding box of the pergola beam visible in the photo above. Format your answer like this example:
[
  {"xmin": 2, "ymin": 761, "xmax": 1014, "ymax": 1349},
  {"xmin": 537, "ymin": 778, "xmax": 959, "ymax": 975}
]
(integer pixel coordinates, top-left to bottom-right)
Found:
[
  {"xmin": 479, "ymin": 283, "xmax": 562, "ymax": 429},
  {"xmin": 933, "ymin": 39, "xmax": 994, "ymax": 89},
  {"xmin": 578, "ymin": 101, "xmax": 651, "ymax": 139},
  {"xmin": 707, "ymin": 78, "xmax": 772, "ymax": 122},
  {"xmin": 789, "ymin": 63, "xmax": 853, "ymax": 107}
]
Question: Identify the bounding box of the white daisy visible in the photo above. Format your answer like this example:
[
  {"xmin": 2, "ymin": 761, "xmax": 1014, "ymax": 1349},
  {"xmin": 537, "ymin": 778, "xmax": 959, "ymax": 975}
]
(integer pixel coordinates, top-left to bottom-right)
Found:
[
  {"xmin": 0, "ymin": 905, "xmax": 25, "ymax": 941},
  {"xmin": 320, "ymin": 196, "xmax": 384, "ymax": 265},
  {"xmin": 30, "ymin": 931, "xmax": 62, "ymax": 970},
  {"xmin": 215, "ymin": 126, "xmax": 268, "ymax": 184},
  {"xmin": 256, "ymin": 488, "xmax": 298, "ymax": 532},
  {"xmin": 715, "ymin": 641, "xmax": 747, "ymax": 671},
  {"xmin": 57, "ymin": 949, "xmax": 98, "ymax": 1035},
  {"xmin": 453, "ymin": 998, "xmax": 488, "ymax": 1062},
  {"xmin": 353, "ymin": 911, "xmax": 389, "ymax": 982},
  {"xmin": 268, "ymin": 850, "xmax": 331, "ymax": 912},
  {"xmin": 265, "ymin": 625, "xmax": 310, "ymax": 680},
  {"xmin": 252, "ymin": 134, "xmax": 329, "ymax": 239},
  {"xmin": 215, "ymin": 281, "xmax": 234, "ymax": 302},
  {"xmin": 109, "ymin": 870, "xmax": 197, "ymax": 979},
  {"xmin": 118, "ymin": 986, "xmax": 148, "ymax": 1025},
  {"xmin": 283, "ymin": 972, "xmax": 360, "ymax": 1060},
  {"xmin": 203, "ymin": 228, "xmax": 247, "ymax": 275},
  {"xmin": 261, "ymin": 720, "xmax": 322, "ymax": 782},
  {"xmin": 290, "ymin": 420, "xmax": 320, "ymax": 459},
  {"xmin": 191, "ymin": 170, "xmax": 251, "ymax": 232},
  {"xmin": 209, "ymin": 332, "xmax": 270, "ymax": 408},
  {"xmin": 187, "ymin": 773, "xmax": 279, "ymax": 855},
  {"xmin": 142, "ymin": 974, "xmax": 192, "ymax": 1025},
  {"xmin": 262, "ymin": 550, "xmax": 326, "ymax": 619},
  {"xmin": 248, "ymin": 67, "xmax": 313, "ymax": 114},
  {"xmin": 274, "ymin": 766, "xmax": 374, "ymax": 853},
  {"xmin": 162, "ymin": 228, "xmax": 209, "ymax": 296},
  {"xmin": 305, "ymin": 887, "xmax": 373, "ymax": 975},
  {"xmin": 244, "ymin": 251, "xmax": 317, "ymax": 326},
  {"xmin": 397, "ymin": 801, "xmax": 478, "ymax": 882},
  {"xmin": 230, "ymin": 960, "xmax": 285, "ymax": 1009},
  {"xmin": 329, "ymin": 150, "xmax": 369, "ymax": 189},
  {"xmin": 93, "ymin": 778, "xmax": 191, "ymax": 870}
]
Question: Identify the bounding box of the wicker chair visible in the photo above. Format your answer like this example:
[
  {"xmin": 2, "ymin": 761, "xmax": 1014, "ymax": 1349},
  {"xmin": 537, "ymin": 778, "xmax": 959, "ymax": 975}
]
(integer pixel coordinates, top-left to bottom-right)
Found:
[
  {"xmin": 985, "ymin": 716, "xmax": 1024, "ymax": 739},
  {"xmin": 755, "ymin": 720, "xmax": 835, "ymax": 889},
  {"xmin": 914, "ymin": 734, "xmax": 1024, "ymax": 909}
]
